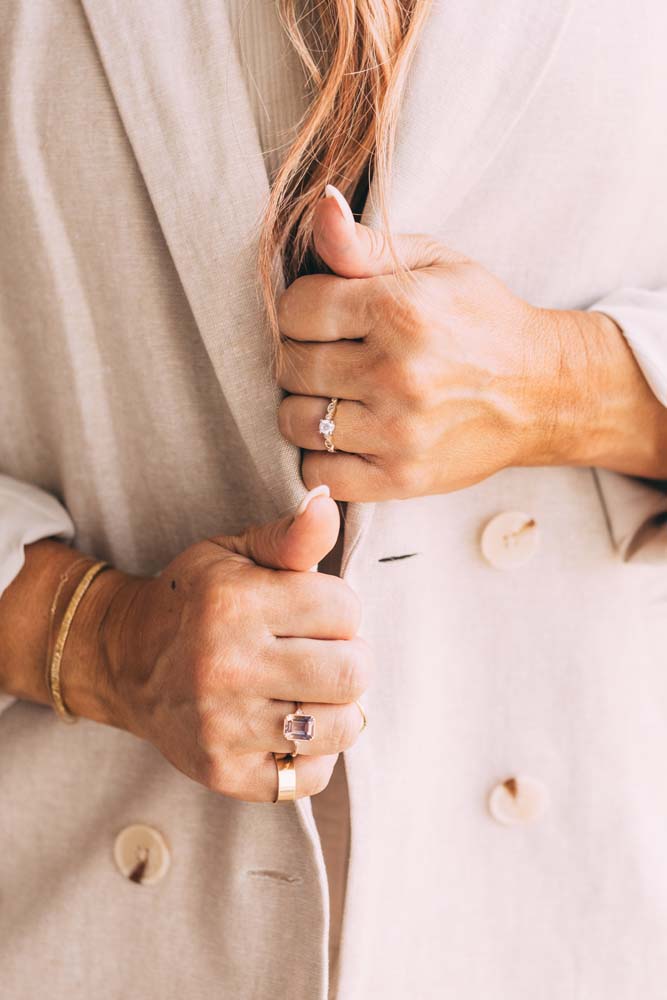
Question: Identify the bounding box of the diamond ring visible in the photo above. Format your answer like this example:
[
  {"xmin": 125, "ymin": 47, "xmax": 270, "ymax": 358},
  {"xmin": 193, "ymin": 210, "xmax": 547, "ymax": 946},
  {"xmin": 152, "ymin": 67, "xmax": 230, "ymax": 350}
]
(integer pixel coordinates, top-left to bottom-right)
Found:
[
  {"xmin": 283, "ymin": 702, "xmax": 316, "ymax": 756},
  {"xmin": 318, "ymin": 397, "xmax": 339, "ymax": 453}
]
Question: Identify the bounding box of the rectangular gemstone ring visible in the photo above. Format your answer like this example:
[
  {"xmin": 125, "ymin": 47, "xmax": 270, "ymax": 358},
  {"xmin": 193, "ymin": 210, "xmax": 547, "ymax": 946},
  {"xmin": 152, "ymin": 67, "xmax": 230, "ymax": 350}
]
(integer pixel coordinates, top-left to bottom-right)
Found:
[{"xmin": 283, "ymin": 704, "xmax": 315, "ymax": 754}]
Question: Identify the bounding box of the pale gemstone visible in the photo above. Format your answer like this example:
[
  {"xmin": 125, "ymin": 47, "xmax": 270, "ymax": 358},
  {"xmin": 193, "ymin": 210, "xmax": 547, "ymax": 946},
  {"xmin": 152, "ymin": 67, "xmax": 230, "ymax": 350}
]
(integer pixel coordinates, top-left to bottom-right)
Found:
[
  {"xmin": 283, "ymin": 713, "xmax": 315, "ymax": 740},
  {"xmin": 319, "ymin": 418, "xmax": 335, "ymax": 436}
]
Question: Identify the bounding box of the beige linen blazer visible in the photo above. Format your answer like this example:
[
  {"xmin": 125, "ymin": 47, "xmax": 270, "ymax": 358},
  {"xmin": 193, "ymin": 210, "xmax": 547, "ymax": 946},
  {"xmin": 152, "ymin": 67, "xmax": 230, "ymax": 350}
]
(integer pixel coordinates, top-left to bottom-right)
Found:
[{"xmin": 2, "ymin": 2, "xmax": 667, "ymax": 998}]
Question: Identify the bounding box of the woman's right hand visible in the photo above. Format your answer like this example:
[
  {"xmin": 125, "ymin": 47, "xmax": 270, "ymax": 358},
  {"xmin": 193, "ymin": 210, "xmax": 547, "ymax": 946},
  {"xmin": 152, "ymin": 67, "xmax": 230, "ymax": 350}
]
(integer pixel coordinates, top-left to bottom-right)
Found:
[{"xmin": 66, "ymin": 489, "xmax": 372, "ymax": 802}]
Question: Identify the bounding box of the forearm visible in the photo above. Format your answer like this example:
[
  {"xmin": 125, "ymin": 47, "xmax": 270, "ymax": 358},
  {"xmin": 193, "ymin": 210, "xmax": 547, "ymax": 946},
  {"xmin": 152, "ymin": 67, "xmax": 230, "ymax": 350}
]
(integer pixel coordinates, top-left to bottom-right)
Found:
[
  {"xmin": 538, "ymin": 309, "xmax": 667, "ymax": 480},
  {"xmin": 0, "ymin": 538, "xmax": 135, "ymax": 725}
]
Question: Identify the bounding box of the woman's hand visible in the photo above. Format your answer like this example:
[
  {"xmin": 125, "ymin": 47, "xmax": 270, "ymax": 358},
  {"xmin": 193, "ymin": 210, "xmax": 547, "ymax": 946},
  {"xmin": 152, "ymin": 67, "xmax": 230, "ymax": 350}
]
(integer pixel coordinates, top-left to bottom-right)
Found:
[
  {"xmin": 276, "ymin": 187, "xmax": 667, "ymax": 501},
  {"xmin": 63, "ymin": 490, "xmax": 371, "ymax": 802}
]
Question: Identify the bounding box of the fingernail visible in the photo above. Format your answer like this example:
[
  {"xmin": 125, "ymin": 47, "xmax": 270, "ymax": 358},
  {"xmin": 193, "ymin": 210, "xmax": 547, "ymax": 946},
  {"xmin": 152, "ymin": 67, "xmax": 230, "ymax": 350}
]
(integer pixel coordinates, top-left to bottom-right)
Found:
[
  {"xmin": 295, "ymin": 484, "xmax": 330, "ymax": 517},
  {"xmin": 324, "ymin": 184, "xmax": 355, "ymax": 229}
]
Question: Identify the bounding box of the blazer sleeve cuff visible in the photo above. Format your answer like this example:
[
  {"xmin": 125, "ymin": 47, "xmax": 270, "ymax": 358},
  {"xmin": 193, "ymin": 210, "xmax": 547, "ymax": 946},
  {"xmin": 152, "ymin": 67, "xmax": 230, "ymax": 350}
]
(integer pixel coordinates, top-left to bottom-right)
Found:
[
  {"xmin": 0, "ymin": 475, "xmax": 75, "ymax": 717},
  {"xmin": 589, "ymin": 285, "xmax": 667, "ymax": 406},
  {"xmin": 586, "ymin": 286, "xmax": 667, "ymax": 563}
]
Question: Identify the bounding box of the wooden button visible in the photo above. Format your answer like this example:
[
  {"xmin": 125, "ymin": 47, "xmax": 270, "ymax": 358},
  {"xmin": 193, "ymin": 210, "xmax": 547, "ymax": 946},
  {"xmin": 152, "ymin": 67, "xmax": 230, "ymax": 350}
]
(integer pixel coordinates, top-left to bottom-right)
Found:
[
  {"xmin": 488, "ymin": 776, "xmax": 549, "ymax": 826},
  {"xmin": 481, "ymin": 511, "xmax": 540, "ymax": 569},
  {"xmin": 113, "ymin": 824, "xmax": 171, "ymax": 885}
]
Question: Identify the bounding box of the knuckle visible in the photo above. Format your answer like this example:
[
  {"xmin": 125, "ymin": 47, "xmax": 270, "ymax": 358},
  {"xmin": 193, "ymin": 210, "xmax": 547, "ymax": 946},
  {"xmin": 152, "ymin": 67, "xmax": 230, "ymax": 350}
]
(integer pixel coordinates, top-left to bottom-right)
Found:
[
  {"xmin": 319, "ymin": 273, "xmax": 347, "ymax": 312},
  {"xmin": 338, "ymin": 582, "xmax": 362, "ymax": 635},
  {"xmin": 334, "ymin": 645, "xmax": 368, "ymax": 702},
  {"xmin": 354, "ymin": 636, "xmax": 375, "ymax": 688},
  {"xmin": 384, "ymin": 411, "xmax": 422, "ymax": 453},
  {"xmin": 194, "ymin": 568, "xmax": 231, "ymax": 621},
  {"xmin": 387, "ymin": 461, "xmax": 426, "ymax": 499},
  {"xmin": 334, "ymin": 656, "xmax": 357, "ymax": 702},
  {"xmin": 217, "ymin": 574, "xmax": 262, "ymax": 625},
  {"xmin": 276, "ymin": 282, "xmax": 299, "ymax": 333},
  {"xmin": 329, "ymin": 706, "xmax": 358, "ymax": 750},
  {"xmin": 315, "ymin": 576, "xmax": 361, "ymax": 637},
  {"xmin": 396, "ymin": 355, "xmax": 431, "ymax": 406}
]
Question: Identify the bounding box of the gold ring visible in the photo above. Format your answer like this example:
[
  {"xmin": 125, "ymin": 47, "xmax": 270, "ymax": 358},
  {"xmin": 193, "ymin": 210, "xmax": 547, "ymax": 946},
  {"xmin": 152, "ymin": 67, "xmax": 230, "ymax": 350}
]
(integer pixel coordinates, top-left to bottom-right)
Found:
[
  {"xmin": 273, "ymin": 753, "xmax": 297, "ymax": 802},
  {"xmin": 318, "ymin": 397, "xmax": 339, "ymax": 453},
  {"xmin": 355, "ymin": 700, "xmax": 367, "ymax": 732}
]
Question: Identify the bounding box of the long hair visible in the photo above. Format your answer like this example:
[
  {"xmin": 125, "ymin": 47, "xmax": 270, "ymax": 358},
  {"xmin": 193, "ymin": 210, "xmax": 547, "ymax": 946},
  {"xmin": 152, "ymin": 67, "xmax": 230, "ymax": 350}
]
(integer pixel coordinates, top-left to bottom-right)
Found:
[{"xmin": 257, "ymin": 0, "xmax": 431, "ymax": 338}]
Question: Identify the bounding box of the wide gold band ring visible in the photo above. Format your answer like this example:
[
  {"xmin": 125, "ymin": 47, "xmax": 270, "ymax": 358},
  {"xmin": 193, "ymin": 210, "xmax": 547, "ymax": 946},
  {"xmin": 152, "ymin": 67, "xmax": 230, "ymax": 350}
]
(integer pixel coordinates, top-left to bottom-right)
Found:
[{"xmin": 273, "ymin": 753, "xmax": 297, "ymax": 802}]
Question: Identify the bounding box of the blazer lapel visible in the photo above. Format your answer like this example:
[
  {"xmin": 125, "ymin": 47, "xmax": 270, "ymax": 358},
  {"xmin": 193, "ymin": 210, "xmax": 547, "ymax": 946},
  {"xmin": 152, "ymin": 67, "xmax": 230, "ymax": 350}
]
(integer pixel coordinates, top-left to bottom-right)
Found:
[
  {"xmin": 80, "ymin": 0, "xmax": 304, "ymax": 520},
  {"xmin": 377, "ymin": 0, "xmax": 575, "ymax": 232},
  {"xmin": 341, "ymin": 0, "xmax": 575, "ymax": 576},
  {"xmin": 80, "ymin": 0, "xmax": 573, "ymax": 554}
]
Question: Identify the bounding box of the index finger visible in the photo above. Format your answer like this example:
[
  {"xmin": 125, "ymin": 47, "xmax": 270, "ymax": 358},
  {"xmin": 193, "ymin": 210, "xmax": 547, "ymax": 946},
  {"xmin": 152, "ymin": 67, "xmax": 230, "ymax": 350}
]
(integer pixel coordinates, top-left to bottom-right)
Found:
[
  {"xmin": 263, "ymin": 569, "xmax": 362, "ymax": 640},
  {"xmin": 277, "ymin": 272, "xmax": 375, "ymax": 342}
]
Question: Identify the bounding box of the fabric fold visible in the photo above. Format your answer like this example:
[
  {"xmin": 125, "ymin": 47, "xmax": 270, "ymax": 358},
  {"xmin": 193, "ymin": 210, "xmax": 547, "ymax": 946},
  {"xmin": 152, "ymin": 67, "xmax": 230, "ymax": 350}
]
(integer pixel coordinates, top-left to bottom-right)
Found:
[{"xmin": 586, "ymin": 286, "xmax": 667, "ymax": 562}]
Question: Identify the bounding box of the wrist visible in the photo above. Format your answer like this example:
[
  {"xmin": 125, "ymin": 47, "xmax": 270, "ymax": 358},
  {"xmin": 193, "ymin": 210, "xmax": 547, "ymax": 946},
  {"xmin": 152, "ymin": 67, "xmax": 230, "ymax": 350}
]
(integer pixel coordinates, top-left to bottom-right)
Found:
[
  {"xmin": 510, "ymin": 305, "xmax": 589, "ymax": 469},
  {"xmin": 523, "ymin": 307, "xmax": 665, "ymax": 475},
  {"xmin": 535, "ymin": 307, "xmax": 601, "ymax": 467},
  {"xmin": 61, "ymin": 567, "xmax": 146, "ymax": 730}
]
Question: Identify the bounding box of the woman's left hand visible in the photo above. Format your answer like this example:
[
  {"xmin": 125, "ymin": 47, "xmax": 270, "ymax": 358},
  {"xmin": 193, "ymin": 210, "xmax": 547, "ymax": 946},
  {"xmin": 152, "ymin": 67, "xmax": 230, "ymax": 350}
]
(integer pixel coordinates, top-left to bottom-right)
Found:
[{"xmin": 276, "ymin": 187, "xmax": 652, "ymax": 501}]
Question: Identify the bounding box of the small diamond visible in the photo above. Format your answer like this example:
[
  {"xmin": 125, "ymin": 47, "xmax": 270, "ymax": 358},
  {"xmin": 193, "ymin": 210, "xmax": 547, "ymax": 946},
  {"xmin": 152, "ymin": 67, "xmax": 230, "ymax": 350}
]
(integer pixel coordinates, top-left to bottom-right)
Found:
[
  {"xmin": 283, "ymin": 713, "xmax": 315, "ymax": 741},
  {"xmin": 319, "ymin": 418, "xmax": 335, "ymax": 436}
]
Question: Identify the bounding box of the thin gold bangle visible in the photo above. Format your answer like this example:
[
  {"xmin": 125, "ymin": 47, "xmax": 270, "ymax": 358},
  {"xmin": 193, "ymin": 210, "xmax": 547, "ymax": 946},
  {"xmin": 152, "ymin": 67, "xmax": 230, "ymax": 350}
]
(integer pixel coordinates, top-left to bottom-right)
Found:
[
  {"xmin": 46, "ymin": 557, "xmax": 94, "ymax": 657},
  {"xmin": 47, "ymin": 560, "xmax": 110, "ymax": 723}
]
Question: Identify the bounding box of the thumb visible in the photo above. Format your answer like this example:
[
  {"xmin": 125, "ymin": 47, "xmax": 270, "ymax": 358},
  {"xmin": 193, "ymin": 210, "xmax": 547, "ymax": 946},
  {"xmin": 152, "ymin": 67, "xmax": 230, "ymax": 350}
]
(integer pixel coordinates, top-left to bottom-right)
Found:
[
  {"xmin": 223, "ymin": 486, "xmax": 340, "ymax": 571},
  {"xmin": 313, "ymin": 184, "xmax": 447, "ymax": 278}
]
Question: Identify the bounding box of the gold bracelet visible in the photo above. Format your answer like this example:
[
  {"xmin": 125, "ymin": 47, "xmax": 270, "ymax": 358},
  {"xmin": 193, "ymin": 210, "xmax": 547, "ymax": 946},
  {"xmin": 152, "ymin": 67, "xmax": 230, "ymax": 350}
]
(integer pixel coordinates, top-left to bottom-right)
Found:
[
  {"xmin": 47, "ymin": 559, "xmax": 110, "ymax": 723},
  {"xmin": 46, "ymin": 557, "xmax": 94, "ymax": 653}
]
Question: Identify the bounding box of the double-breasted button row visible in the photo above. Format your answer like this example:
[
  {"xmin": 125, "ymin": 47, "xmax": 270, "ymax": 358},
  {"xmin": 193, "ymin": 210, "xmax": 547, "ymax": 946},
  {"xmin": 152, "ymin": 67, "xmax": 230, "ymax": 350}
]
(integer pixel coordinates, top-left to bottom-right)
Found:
[
  {"xmin": 480, "ymin": 513, "xmax": 545, "ymax": 821},
  {"xmin": 113, "ymin": 775, "xmax": 547, "ymax": 887},
  {"xmin": 481, "ymin": 511, "xmax": 546, "ymax": 823}
]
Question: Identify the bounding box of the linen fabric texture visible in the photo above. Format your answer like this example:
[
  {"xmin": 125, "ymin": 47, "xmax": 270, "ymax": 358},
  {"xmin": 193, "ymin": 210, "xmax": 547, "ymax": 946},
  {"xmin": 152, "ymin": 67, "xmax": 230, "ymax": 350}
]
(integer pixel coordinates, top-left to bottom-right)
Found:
[{"xmin": 2, "ymin": 1, "xmax": 667, "ymax": 998}]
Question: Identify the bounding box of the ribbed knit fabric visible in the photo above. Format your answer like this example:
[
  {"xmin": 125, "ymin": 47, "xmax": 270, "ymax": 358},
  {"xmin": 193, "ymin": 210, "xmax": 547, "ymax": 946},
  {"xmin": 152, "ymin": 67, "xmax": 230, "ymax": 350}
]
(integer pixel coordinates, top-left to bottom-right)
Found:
[{"xmin": 227, "ymin": 0, "xmax": 309, "ymax": 183}]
